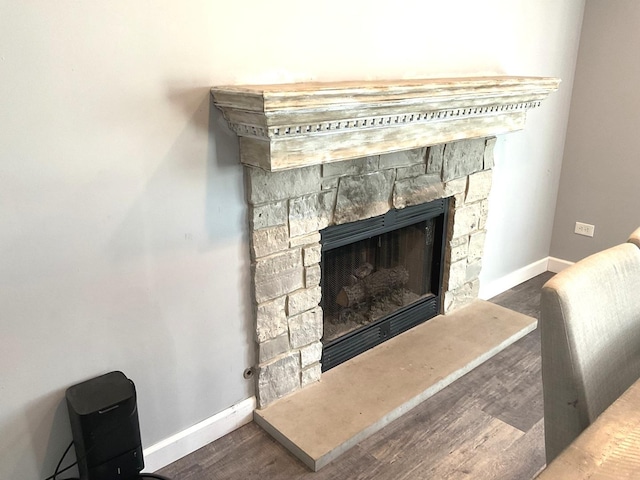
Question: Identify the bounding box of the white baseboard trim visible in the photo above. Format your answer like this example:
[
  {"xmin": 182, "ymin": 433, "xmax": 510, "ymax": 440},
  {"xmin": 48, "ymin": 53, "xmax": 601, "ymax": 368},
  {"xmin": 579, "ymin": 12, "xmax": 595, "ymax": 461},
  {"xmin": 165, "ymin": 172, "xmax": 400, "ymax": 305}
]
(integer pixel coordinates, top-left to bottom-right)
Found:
[
  {"xmin": 479, "ymin": 258, "xmax": 549, "ymax": 300},
  {"xmin": 547, "ymin": 256, "xmax": 574, "ymax": 273},
  {"xmin": 142, "ymin": 396, "xmax": 256, "ymax": 473}
]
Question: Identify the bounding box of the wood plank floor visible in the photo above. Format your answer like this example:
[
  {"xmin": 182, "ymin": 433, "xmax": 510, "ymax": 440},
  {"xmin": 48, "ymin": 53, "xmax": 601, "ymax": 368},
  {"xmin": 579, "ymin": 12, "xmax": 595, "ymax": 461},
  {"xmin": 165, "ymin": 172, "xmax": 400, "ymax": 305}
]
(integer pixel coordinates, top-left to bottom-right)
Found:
[{"xmin": 158, "ymin": 272, "xmax": 554, "ymax": 480}]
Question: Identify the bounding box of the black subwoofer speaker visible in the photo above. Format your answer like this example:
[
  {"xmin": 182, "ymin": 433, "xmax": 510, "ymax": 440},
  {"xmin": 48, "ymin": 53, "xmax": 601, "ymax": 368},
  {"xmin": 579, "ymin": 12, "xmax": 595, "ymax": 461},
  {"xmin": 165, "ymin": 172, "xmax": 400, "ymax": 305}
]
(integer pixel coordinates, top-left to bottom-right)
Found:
[{"xmin": 66, "ymin": 371, "xmax": 144, "ymax": 480}]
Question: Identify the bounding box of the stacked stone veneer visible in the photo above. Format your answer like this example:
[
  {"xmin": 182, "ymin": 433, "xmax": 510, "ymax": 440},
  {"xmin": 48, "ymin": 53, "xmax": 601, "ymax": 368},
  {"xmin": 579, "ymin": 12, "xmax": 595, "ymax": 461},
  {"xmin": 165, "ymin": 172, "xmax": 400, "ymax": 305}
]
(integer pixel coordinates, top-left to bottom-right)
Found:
[{"xmin": 247, "ymin": 137, "xmax": 497, "ymax": 408}]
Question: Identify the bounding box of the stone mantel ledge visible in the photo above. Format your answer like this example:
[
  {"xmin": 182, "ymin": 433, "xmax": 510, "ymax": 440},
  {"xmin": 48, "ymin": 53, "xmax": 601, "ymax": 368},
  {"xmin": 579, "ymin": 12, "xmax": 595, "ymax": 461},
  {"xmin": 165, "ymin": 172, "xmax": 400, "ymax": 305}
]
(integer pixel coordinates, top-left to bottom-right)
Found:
[{"xmin": 211, "ymin": 76, "xmax": 560, "ymax": 171}]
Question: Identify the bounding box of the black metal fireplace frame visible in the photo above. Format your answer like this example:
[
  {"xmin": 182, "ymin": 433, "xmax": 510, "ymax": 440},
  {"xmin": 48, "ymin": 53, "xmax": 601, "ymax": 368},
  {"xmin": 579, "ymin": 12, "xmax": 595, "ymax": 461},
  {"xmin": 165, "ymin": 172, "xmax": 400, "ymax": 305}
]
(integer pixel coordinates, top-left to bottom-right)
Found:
[{"xmin": 320, "ymin": 198, "xmax": 450, "ymax": 371}]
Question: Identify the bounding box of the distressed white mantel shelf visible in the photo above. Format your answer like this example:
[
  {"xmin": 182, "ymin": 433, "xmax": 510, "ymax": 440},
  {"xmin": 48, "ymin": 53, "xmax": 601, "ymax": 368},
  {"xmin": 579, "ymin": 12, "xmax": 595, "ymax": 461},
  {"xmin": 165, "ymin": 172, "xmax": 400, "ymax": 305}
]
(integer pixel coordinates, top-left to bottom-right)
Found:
[{"xmin": 211, "ymin": 76, "xmax": 560, "ymax": 171}]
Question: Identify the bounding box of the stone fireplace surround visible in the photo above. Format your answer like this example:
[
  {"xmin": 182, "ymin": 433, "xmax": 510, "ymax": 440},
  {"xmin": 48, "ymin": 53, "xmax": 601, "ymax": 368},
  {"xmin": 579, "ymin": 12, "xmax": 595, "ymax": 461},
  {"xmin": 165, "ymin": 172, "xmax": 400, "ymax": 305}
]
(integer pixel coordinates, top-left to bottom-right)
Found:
[
  {"xmin": 211, "ymin": 77, "xmax": 559, "ymax": 408},
  {"xmin": 244, "ymin": 141, "xmax": 495, "ymax": 407}
]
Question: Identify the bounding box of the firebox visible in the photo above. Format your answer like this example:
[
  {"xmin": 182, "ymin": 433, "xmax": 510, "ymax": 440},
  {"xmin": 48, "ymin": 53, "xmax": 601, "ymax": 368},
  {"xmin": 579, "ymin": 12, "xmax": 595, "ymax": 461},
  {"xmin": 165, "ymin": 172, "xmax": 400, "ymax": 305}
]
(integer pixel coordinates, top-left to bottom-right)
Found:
[{"xmin": 320, "ymin": 198, "xmax": 449, "ymax": 371}]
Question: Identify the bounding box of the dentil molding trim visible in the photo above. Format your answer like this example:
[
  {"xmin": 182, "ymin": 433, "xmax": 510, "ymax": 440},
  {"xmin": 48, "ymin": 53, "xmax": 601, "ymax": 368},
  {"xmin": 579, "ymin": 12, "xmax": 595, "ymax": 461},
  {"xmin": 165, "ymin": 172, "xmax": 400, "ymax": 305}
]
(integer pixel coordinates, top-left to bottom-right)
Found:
[{"xmin": 211, "ymin": 76, "xmax": 560, "ymax": 171}]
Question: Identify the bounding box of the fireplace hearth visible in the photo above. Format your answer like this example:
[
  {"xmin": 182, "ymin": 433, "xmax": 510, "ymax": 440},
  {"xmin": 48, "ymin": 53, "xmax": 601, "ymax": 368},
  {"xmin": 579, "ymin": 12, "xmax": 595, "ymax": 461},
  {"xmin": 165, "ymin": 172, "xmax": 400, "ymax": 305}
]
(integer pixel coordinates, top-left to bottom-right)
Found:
[{"xmin": 211, "ymin": 76, "xmax": 559, "ymax": 408}]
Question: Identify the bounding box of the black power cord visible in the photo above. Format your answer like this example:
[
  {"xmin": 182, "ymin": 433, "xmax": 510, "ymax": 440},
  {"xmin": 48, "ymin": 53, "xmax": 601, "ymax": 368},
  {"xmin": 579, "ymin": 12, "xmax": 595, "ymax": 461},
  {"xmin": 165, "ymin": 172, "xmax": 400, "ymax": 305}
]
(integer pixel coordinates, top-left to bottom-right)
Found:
[
  {"xmin": 44, "ymin": 441, "xmax": 173, "ymax": 480},
  {"xmin": 42, "ymin": 440, "xmax": 78, "ymax": 480}
]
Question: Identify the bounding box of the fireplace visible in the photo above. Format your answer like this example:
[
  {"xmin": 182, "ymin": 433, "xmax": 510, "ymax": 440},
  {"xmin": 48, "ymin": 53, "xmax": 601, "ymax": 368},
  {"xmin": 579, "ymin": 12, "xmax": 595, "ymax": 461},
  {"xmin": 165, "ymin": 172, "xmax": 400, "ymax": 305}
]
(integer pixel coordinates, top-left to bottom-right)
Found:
[
  {"xmin": 320, "ymin": 198, "xmax": 448, "ymax": 370},
  {"xmin": 211, "ymin": 76, "xmax": 559, "ymax": 408},
  {"xmin": 237, "ymin": 140, "xmax": 501, "ymax": 407}
]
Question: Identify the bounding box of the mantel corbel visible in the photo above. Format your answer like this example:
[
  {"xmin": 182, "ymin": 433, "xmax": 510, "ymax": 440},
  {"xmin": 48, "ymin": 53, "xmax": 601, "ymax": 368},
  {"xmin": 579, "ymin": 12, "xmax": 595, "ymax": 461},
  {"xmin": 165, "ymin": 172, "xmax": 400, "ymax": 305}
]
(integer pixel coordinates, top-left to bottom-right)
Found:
[{"xmin": 211, "ymin": 76, "xmax": 560, "ymax": 171}]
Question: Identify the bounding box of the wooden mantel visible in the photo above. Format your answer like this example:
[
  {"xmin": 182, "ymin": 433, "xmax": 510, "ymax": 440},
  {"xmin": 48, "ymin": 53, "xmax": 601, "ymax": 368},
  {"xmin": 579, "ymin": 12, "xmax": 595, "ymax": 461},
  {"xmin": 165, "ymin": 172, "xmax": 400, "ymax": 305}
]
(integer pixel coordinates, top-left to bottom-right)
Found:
[{"xmin": 211, "ymin": 76, "xmax": 560, "ymax": 171}]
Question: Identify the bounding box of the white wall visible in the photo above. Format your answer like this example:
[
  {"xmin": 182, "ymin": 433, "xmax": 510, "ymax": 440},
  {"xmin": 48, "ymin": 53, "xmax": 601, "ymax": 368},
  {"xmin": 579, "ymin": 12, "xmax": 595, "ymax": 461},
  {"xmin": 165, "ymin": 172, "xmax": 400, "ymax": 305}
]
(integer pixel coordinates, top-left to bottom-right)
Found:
[
  {"xmin": 480, "ymin": 2, "xmax": 585, "ymax": 286},
  {"xmin": 551, "ymin": 0, "xmax": 640, "ymax": 262},
  {"xmin": 0, "ymin": 1, "xmax": 584, "ymax": 478}
]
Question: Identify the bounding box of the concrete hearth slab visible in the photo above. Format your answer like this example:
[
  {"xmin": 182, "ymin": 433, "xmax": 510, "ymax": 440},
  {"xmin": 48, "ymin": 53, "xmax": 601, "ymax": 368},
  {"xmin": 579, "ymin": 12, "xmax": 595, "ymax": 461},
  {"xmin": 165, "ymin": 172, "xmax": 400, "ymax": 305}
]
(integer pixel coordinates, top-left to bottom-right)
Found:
[{"xmin": 253, "ymin": 300, "xmax": 537, "ymax": 471}]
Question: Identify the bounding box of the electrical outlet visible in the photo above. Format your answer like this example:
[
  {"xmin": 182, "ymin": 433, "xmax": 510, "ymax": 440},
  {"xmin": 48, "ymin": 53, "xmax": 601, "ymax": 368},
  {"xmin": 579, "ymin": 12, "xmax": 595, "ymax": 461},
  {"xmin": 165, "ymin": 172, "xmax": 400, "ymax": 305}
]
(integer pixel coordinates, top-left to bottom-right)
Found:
[{"xmin": 575, "ymin": 222, "xmax": 595, "ymax": 237}]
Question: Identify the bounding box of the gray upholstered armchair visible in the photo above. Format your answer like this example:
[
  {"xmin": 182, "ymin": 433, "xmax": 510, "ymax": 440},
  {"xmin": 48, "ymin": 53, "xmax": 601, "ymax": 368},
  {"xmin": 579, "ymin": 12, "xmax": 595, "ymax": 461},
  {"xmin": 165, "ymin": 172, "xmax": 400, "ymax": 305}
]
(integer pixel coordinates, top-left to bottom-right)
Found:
[
  {"xmin": 540, "ymin": 242, "xmax": 640, "ymax": 463},
  {"xmin": 629, "ymin": 226, "xmax": 640, "ymax": 248}
]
